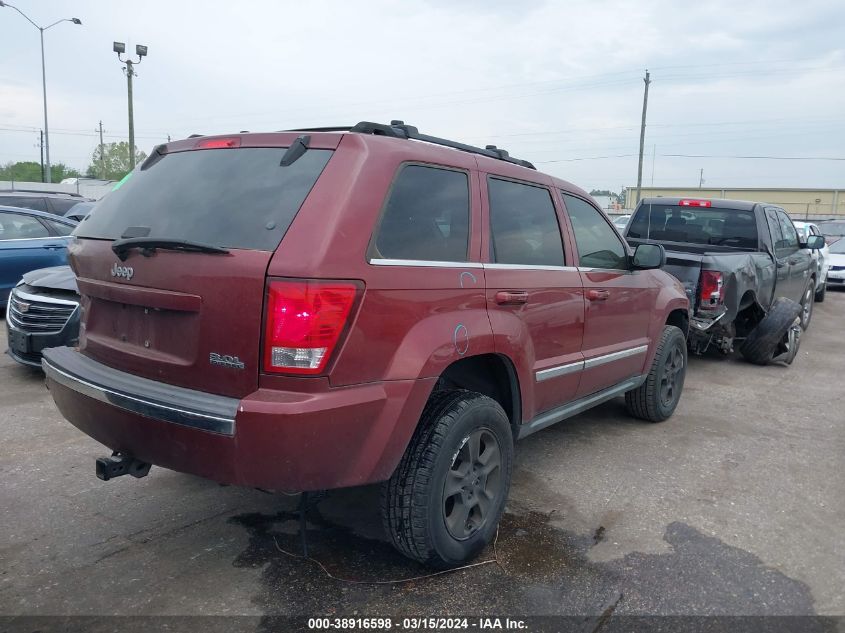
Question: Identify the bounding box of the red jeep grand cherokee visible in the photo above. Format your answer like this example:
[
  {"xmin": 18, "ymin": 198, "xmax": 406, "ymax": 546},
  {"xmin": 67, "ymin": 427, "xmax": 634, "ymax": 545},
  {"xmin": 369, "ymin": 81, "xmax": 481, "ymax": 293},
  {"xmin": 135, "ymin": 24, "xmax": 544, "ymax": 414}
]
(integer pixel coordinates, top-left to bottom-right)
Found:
[{"xmin": 43, "ymin": 121, "xmax": 689, "ymax": 567}]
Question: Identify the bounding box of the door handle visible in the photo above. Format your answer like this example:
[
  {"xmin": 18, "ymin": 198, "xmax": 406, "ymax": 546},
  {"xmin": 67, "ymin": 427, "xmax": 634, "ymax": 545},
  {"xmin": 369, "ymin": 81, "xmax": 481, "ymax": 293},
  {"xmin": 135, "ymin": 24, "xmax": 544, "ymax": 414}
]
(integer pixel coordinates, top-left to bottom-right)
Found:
[
  {"xmin": 587, "ymin": 289, "xmax": 610, "ymax": 301},
  {"xmin": 41, "ymin": 244, "xmax": 62, "ymax": 250},
  {"xmin": 495, "ymin": 291, "xmax": 528, "ymax": 305}
]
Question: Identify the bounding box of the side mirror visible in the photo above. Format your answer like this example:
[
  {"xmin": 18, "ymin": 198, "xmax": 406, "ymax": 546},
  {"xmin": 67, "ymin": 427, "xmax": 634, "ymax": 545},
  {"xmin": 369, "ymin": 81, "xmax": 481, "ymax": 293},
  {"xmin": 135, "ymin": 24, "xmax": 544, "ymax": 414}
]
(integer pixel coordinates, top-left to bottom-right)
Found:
[
  {"xmin": 632, "ymin": 243, "xmax": 666, "ymax": 269},
  {"xmin": 805, "ymin": 235, "xmax": 825, "ymax": 251}
]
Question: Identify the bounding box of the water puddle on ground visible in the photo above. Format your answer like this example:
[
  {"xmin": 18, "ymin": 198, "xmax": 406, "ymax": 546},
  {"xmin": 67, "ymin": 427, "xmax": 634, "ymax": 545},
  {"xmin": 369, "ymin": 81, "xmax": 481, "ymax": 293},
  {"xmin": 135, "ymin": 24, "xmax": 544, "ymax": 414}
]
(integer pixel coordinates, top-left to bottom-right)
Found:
[{"xmin": 229, "ymin": 492, "xmax": 817, "ymax": 620}]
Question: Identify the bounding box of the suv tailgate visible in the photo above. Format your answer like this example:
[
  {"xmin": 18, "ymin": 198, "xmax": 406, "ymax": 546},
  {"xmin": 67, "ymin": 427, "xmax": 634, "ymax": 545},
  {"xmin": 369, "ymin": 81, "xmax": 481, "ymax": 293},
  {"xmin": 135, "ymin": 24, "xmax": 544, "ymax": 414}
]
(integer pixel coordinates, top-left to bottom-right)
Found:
[{"xmin": 69, "ymin": 136, "xmax": 336, "ymax": 399}]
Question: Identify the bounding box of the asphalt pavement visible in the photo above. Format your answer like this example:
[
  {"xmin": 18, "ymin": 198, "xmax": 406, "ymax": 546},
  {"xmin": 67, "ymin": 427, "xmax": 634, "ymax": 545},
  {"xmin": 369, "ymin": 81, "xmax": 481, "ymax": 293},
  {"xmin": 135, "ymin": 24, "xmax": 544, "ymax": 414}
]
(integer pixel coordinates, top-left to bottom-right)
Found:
[{"xmin": 1, "ymin": 291, "xmax": 843, "ymax": 625}]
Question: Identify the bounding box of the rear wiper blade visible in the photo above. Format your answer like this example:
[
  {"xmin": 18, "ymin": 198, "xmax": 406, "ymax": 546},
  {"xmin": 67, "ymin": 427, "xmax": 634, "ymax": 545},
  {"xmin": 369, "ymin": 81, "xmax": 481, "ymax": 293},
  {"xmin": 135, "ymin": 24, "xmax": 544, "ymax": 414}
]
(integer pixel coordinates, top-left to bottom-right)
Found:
[{"xmin": 111, "ymin": 237, "xmax": 230, "ymax": 261}]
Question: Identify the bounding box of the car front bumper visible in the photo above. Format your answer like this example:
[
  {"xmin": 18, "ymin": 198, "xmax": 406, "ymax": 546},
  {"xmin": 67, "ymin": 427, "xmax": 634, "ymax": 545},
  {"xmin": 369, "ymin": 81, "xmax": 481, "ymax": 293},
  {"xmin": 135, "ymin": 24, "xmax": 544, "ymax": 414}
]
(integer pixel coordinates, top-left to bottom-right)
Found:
[
  {"xmin": 42, "ymin": 346, "xmax": 435, "ymax": 491},
  {"xmin": 6, "ymin": 306, "xmax": 80, "ymax": 368}
]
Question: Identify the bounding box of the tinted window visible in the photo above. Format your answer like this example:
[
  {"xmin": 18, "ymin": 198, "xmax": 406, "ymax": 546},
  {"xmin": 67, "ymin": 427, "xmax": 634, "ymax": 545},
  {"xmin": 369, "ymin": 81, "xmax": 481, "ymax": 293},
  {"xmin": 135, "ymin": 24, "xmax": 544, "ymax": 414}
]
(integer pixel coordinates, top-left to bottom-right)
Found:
[
  {"xmin": 488, "ymin": 178, "xmax": 564, "ymax": 266},
  {"xmin": 372, "ymin": 165, "xmax": 469, "ymax": 261},
  {"xmin": 777, "ymin": 211, "xmax": 799, "ymax": 252},
  {"xmin": 45, "ymin": 219, "xmax": 75, "ymax": 236},
  {"xmin": 628, "ymin": 204, "xmax": 759, "ymax": 249},
  {"xmin": 0, "ymin": 196, "xmax": 47, "ymax": 212},
  {"xmin": 47, "ymin": 198, "xmax": 79, "ymax": 214},
  {"xmin": 0, "ymin": 212, "xmax": 50, "ymax": 239},
  {"xmin": 75, "ymin": 148, "xmax": 333, "ymax": 251},
  {"xmin": 766, "ymin": 209, "xmax": 784, "ymax": 249},
  {"xmin": 562, "ymin": 194, "xmax": 628, "ymax": 269}
]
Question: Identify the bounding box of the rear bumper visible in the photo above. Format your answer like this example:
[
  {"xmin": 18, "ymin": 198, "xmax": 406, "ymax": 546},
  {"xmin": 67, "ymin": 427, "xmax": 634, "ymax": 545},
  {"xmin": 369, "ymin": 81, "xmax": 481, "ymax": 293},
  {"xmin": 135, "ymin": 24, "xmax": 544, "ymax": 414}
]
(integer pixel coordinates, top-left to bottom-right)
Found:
[{"xmin": 42, "ymin": 346, "xmax": 435, "ymax": 491}]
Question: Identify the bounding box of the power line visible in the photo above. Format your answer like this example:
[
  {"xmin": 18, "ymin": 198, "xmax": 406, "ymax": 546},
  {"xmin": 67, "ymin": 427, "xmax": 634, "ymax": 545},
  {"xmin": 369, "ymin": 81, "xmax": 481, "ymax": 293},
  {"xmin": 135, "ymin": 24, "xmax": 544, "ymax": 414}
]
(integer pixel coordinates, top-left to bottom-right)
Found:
[{"xmin": 661, "ymin": 153, "xmax": 845, "ymax": 161}]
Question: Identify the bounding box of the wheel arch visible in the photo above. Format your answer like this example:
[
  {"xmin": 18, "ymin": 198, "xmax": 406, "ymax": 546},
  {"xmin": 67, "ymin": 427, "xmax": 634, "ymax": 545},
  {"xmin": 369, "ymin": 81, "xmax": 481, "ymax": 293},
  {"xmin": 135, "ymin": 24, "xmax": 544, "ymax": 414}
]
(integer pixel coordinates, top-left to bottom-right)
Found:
[{"xmin": 437, "ymin": 353, "xmax": 522, "ymax": 436}]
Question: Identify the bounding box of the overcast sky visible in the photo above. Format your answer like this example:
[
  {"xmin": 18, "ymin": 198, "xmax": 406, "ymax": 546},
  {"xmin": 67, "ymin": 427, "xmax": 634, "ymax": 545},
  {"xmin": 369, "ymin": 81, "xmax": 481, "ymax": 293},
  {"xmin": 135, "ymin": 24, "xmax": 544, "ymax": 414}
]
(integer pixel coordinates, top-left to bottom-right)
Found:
[{"xmin": 1, "ymin": 0, "xmax": 843, "ymax": 192}]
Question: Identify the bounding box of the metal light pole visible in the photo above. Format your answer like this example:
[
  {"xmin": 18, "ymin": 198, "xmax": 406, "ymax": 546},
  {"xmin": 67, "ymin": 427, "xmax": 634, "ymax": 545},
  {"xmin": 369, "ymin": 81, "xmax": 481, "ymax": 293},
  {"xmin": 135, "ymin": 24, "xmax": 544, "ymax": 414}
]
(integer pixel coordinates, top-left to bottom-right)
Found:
[
  {"xmin": 1, "ymin": 2, "xmax": 81, "ymax": 183},
  {"xmin": 114, "ymin": 42, "xmax": 148, "ymax": 171}
]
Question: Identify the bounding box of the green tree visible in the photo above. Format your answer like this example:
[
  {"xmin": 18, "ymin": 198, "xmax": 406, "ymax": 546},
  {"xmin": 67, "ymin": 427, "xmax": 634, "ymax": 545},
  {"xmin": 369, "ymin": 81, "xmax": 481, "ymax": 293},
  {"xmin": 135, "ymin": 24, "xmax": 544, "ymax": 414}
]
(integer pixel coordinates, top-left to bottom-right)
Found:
[
  {"xmin": 589, "ymin": 189, "xmax": 615, "ymax": 197},
  {"xmin": 0, "ymin": 160, "xmax": 80, "ymax": 183},
  {"xmin": 86, "ymin": 142, "xmax": 147, "ymax": 181}
]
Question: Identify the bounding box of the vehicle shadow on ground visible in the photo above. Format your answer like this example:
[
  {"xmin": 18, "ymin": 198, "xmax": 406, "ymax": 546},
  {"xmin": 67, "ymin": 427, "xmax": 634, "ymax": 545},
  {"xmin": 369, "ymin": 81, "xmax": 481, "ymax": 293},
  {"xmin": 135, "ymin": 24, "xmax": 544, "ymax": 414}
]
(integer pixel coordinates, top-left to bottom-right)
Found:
[{"xmin": 229, "ymin": 485, "xmax": 817, "ymax": 619}]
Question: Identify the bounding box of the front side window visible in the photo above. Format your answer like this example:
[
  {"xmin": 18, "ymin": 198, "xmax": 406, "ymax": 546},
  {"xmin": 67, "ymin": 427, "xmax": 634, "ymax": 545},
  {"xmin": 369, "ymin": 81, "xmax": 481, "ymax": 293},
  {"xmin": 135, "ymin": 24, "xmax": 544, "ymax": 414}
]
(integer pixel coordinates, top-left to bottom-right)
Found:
[
  {"xmin": 562, "ymin": 193, "xmax": 628, "ymax": 269},
  {"xmin": 488, "ymin": 178, "xmax": 564, "ymax": 266},
  {"xmin": 0, "ymin": 212, "xmax": 50, "ymax": 240},
  {"xmin": 777, "ymin": 211, "xmax": 799, "ymax": 253},
  {"xmin": 372, "ymin": 165, "xmax": 469, "ymax": 262}
]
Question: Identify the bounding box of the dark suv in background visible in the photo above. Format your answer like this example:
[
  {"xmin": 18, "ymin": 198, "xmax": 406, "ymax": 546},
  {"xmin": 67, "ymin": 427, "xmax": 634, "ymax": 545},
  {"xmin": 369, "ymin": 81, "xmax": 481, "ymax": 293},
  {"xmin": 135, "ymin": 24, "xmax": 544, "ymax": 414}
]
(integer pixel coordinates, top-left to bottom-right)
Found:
[
  {"xmin": 42, "ymin": 121, "xmax": 689, "ymax": 567},
  {"xmin": 0, "ymin": 190, "xmax": 93, "ymax": 215}
]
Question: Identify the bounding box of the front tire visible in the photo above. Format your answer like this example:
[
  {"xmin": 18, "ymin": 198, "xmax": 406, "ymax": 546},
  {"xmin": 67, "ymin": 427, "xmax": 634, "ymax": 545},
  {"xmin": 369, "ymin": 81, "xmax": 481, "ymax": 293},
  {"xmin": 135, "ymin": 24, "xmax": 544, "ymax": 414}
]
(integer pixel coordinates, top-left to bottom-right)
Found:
[
  {"xmin": 625, "ymin": 325, "xmax": 687, "ymax": 422},
  {"xmin": 381, "ymin": 390, "xmax": 513, "ymax": 568}
]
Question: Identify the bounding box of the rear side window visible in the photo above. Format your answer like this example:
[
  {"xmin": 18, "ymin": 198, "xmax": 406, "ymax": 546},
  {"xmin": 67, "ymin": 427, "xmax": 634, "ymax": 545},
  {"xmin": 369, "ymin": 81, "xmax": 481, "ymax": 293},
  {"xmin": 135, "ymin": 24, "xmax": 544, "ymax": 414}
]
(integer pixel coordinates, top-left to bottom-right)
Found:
[
  {"xmin": 45, "ymin": 219, "xmax": 75, "ymax": 236},
  {"xmin": 0, "ymin": 196, "xmax": 47, "ymax": 212},
  {"xmin": 372, "ymin": 165, "xmax": 469, "ymax": 262},
  {"xmin": 75, "ymin": 147, "xmax": 333, "ymax": 251},
  {"xmin": 562, "ymin": 194, "xmax": 628, "ymax": 269},
  {"xmin": 47, "ymin": 198, "xmax": 79, "ymax": 214},
  {"xmin": 488, "ymin": 178, "xmax": 564, "ymax": 266},
  {"xmin": 0, "ymin": 212, "xmax": 50, "ymax": 239}
]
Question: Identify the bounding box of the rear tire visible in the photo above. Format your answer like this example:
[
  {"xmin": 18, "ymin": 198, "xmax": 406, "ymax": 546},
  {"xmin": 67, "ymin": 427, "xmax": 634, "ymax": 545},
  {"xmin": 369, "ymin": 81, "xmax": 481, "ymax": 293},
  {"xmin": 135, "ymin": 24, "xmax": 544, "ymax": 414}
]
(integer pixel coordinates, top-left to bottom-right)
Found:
[
  {"xmin": 381, "ymin": 390, "xmax": 513, "ymax": 568},
  {"xmin": 740, "ymin": 297, "xmax": 802, "ymax": 366},
  {"xmin": 625, "ymin": 325, "xmax": 687, "ymax": 423},
  {"xmin": 815, "ymin": 280, "xmax": 826, "ymax": 303}
]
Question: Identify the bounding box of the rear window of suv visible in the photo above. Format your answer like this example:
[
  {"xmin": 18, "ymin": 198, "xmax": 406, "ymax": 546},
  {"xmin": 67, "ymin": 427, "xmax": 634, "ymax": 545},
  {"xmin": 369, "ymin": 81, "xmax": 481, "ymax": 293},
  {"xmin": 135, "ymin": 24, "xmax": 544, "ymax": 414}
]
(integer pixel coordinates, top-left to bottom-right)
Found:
[
  {"xmin": 75, "ymin": 147, "xmax": 333, "ymax": 252},
  {"xmin": 628, "ymin": 203, "xmax": 759, "ymax": 250}
]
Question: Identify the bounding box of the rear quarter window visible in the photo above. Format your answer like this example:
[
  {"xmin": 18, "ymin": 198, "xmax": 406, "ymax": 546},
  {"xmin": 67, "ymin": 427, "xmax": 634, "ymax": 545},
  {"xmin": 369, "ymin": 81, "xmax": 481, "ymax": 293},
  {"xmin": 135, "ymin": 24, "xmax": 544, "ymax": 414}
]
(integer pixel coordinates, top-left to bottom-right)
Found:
[
  {"xmin": 75, "ymin": 147, "xmax": 333, "ymax": 251},
  {"xmin": 370, "ymin": 164, "xmax": 470, "ymax": 262}
]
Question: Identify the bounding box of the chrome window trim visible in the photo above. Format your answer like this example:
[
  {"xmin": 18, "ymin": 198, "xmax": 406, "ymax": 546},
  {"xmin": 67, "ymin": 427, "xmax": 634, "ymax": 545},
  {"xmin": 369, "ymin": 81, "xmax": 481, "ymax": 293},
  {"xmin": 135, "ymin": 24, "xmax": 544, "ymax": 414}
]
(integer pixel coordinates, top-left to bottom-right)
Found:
[
  {"xmin": 583, "ymin": 345, "xmax": 648, "ymax": 369},
  {"xmin": 369, "ymin": 258, "xmax": 483, "ymax": 269},
  {"xmin": 0, "ymin": 236, "xmax": 56, "ymax": 243},
  {"xmin": 535, "ymin": 344, "xmax": 648, "ymax": 382},
  {"xmin": 484, "ymin": 263, "xmax": 578, "ymax": 272},
  {"xmin": 577, "ymin": 266, "xmax": 632, "ymax": 274}
]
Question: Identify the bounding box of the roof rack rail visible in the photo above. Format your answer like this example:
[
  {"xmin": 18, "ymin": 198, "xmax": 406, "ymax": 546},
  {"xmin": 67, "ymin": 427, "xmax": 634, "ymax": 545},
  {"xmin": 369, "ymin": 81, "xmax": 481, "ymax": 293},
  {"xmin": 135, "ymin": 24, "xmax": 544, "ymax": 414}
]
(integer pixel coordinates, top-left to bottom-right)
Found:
[{"xmin": 285, "ymin": 120, "xmax": 536, "ymax": 170}]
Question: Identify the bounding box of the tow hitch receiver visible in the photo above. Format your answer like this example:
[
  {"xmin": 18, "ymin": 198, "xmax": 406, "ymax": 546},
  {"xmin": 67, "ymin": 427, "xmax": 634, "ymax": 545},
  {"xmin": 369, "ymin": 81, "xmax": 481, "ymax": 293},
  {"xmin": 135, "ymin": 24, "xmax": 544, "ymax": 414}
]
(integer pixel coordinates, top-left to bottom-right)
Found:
[{"xmin": 96, "ymin": 452, "xmax": 152, "ymax": 481}]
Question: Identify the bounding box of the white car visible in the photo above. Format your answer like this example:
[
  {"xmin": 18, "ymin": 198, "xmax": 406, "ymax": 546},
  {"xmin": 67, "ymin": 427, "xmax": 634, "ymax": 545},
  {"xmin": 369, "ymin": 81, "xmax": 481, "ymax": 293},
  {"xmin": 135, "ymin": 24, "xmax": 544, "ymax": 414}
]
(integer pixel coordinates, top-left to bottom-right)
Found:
[
  {"xmin": 612, "ymin": 214, "xmax": 631, "ymax": 230},
  {"xmin": 825, "ymin": 238, "xmax": 845, "ymax": 292},
  {"xmin": 794, "ymin": 221, "xmax": 830, "ymax": 302}
]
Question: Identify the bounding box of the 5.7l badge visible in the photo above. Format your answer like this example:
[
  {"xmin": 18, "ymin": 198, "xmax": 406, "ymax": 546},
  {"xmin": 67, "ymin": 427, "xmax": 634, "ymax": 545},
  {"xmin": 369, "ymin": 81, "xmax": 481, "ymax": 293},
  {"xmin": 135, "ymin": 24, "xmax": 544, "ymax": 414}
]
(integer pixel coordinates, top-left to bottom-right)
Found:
[{"xmin": 209, "ymin": 352, "xmax": 245, "ymax": 370}]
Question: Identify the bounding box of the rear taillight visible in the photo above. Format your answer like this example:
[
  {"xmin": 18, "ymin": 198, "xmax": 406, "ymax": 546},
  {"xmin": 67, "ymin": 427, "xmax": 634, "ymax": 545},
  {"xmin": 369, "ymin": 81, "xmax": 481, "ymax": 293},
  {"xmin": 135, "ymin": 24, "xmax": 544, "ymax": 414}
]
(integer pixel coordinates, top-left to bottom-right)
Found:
[
  {"xmin": 699, "ymin": 271, "xmax": 724, "ymax": 309},
  {"xmin": 263, "ymin": 280, "xmax": 358, "ymax": 375}
]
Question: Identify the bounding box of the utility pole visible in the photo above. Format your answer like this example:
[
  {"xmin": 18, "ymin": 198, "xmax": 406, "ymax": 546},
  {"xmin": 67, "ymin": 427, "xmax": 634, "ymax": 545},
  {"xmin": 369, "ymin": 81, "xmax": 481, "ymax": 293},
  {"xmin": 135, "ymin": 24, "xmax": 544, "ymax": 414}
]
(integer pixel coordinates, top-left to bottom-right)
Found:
[
  {"xmin": 635, "ymin": 69, "xmax": 651, "ymax": 206},
  {"xmin": 39, "ymin": 130, "xmax": 45, "ymax": 182},
  {"xmin": 699, "ymin": 168, "xmax": 704, "ymax": 188},
  {"xmin": 650, "ymin": 144, "xmax": 656, "ymax": 186},
  {"xmin": 113, "ymin": 42, "xmax": 148, "ymax": 171},
  {"xmin": 97, "ymin": 120, "xmax": 106, "ymax": 179}
]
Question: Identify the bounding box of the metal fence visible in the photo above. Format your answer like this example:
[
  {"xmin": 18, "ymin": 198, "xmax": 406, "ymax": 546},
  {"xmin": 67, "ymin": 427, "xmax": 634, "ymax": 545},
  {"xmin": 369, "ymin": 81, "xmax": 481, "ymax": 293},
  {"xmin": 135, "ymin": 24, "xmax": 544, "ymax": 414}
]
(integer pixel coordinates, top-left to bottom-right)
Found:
[{"xmin": 0, "ymin": 180, "xmax": 114, "ymax": 200}]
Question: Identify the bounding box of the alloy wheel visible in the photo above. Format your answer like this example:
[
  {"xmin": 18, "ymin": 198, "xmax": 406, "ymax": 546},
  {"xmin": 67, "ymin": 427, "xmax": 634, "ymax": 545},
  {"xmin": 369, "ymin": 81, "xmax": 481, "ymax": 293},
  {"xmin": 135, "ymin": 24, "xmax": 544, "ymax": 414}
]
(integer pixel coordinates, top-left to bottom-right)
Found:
[
  {"xmin": 443, "ymin": 428, "xmax": 502, "ymax": 540},
  {"xmin": 659, "ymin": 343, "xmax": 685, "ymax": 408}
]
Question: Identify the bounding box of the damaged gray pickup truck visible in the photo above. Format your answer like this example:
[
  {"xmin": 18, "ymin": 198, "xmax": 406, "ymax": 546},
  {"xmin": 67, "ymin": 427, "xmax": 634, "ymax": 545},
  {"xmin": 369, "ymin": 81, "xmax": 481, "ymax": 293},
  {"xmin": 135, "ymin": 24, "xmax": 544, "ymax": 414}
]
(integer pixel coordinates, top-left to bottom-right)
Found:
[{"xmin": 625, "ymin": 197, "xmax": 825, "ymax": 365}]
